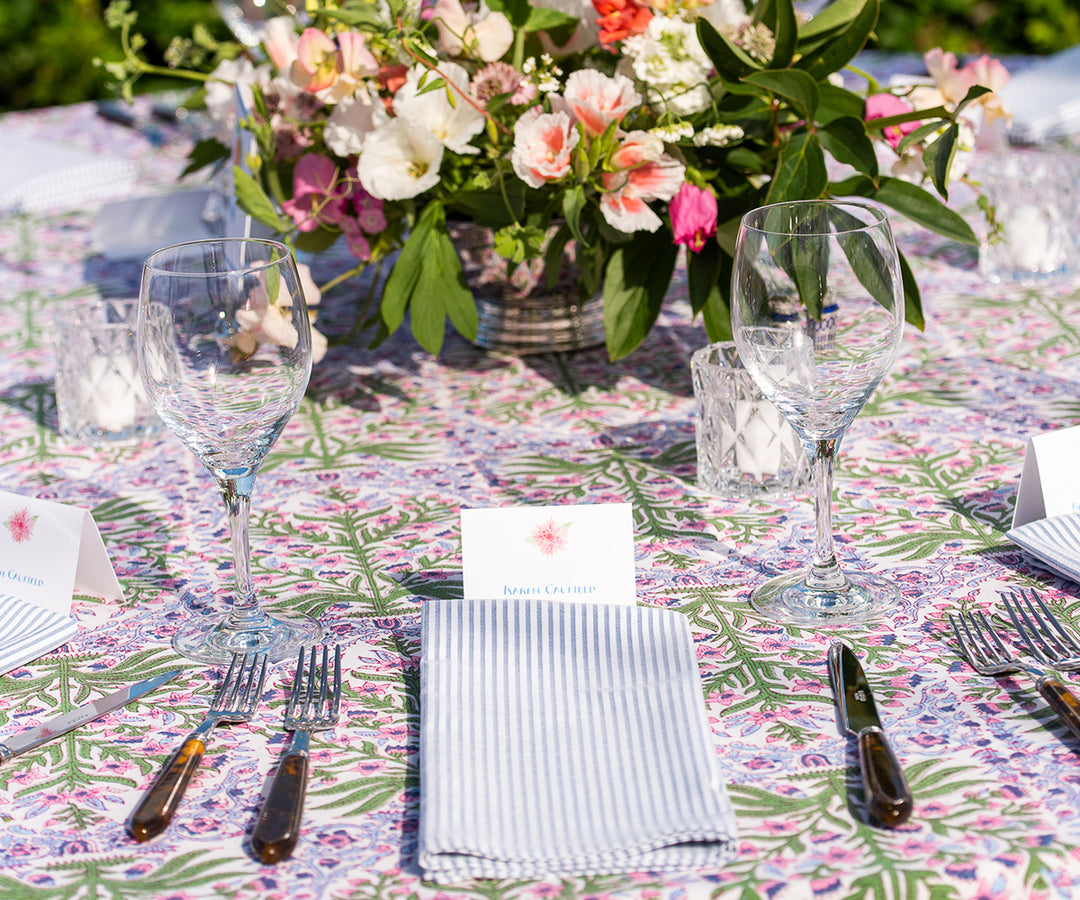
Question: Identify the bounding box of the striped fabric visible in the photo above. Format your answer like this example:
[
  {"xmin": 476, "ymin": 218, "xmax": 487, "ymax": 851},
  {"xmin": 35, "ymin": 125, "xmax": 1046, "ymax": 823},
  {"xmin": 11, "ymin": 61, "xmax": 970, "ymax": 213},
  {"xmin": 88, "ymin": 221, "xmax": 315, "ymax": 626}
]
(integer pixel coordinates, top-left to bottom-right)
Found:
[
  {"xmin": 1008, "ymin": 513, "xmax": 1080, "ymax": 585},
  {"xmin": 0, "ymin": 595, "xmax": 78, "ymax": 676},
  {"xmin": 418, "ymin": 598, "xmax": 737, "ymax": 883}
]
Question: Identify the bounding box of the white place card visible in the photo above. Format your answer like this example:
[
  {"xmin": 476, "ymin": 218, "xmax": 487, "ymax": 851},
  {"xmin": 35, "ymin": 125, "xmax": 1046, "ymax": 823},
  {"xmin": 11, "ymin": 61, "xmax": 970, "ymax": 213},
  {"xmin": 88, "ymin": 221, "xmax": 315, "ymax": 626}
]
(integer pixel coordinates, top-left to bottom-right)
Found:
[
  {"xmin": 1012, "ymin": 425, "xmax": 1080, "ymax": 528},
  {"xmin": 461, "ymin": 503, "xmax": 636, "ymax": 605},
  {"xmin": 0, "ymin": 490, "xmax": 123, "ymax": 615}
]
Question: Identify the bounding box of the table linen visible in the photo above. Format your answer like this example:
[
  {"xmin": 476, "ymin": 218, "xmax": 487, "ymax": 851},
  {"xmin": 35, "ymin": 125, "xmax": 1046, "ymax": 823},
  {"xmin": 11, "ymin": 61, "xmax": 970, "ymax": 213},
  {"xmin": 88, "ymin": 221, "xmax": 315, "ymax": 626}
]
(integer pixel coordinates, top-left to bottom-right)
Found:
[{"xmin": 3, "ymin": 83, "xmax": 1080, "ymax": 900}]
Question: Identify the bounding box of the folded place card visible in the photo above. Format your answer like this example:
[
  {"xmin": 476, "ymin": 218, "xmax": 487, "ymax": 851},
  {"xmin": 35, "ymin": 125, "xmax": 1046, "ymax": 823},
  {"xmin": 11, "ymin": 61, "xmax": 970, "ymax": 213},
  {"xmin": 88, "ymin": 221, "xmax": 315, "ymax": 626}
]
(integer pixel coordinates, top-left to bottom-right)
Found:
[
  {"xmin": 91, "ymin": 190, "xmax": 219, "ymax": 261},
  {"xmin": 460, "ymin": 503, "xmax": 636, "ymax": 605},
  {"xmin": 418, "ymin": 598, "xmax": 737, "ymax": 883},
  {"xmin": 0, "ymin": 491, "xmax": 123, "ymax": 674},
  {"xmin": 1011, "ymin": 425, "xmax": 1080, "ymax": 529}
]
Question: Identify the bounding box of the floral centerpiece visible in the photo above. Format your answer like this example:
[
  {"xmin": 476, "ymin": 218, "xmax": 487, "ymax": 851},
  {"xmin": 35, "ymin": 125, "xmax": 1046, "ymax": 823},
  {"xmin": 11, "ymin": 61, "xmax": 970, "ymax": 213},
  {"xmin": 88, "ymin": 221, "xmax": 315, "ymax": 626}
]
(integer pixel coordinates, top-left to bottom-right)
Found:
[{"xmin": 102, "ymin": 0, "xmax": 1009, "ymax": 361}]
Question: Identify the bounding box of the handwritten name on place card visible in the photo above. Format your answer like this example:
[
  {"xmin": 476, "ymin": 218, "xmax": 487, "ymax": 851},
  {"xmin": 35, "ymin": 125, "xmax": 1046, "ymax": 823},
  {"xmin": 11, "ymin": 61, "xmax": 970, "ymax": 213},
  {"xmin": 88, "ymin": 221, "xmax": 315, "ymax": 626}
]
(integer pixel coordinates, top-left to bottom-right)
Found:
[{"xmin": 461, "ymin": 503, "xmax": 636, "ymax": 606}]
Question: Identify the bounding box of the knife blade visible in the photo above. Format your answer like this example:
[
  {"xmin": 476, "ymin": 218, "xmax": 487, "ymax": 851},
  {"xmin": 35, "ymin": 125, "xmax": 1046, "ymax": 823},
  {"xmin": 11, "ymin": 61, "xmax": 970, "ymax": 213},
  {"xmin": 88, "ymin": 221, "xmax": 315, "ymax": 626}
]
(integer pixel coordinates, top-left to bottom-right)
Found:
[
  {"xmin": 0, "ymin": 669, "xmax": 181, "ymax": 762},
  {"xmin": 827, "ymin": 641, "xmax": 913, "ymax": 826}
]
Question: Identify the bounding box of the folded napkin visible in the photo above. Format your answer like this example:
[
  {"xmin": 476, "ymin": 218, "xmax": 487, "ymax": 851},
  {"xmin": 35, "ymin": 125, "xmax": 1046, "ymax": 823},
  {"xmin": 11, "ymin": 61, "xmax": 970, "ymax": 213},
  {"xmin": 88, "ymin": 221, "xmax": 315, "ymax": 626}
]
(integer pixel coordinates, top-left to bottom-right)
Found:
[
  {"xmin": 0, "ymin": 595, "xmax": 77, "ymax": 677},
  {"xmin": 1007, "ymin": 513, "xmax": 1080, "ymax": 584},
  {"xmin": 418, "ymin": 598, "xmax": 737, "ymax": 883},
  {"xmin": 1001, "ymin": 44, "xmax": 1080, "ymax": 144},
  {"xmin": 0, "ymin": 130, "xmax": 136, "ymax": 215}
]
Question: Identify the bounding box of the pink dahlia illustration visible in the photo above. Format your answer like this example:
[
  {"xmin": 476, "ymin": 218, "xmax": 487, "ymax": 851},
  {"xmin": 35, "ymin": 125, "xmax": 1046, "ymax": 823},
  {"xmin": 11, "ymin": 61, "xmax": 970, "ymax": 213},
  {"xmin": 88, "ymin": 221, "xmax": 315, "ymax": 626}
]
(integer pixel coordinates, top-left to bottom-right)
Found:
[
  {"xmin": 5, "ymin": 507, "xmax": 37, "ymax": 543},
  {"xmin": 527, "ymin": 517, "xmax": 571, "ymax": 557}
]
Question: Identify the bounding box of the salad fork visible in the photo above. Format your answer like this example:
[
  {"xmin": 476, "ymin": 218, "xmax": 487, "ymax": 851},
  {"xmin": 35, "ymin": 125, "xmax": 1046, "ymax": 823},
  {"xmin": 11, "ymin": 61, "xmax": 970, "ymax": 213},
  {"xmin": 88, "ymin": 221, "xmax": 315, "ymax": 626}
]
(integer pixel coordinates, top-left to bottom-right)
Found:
[
  {"xmin": 251, "ymin": 644, "xmax": 342, "ymax": 864},
  {"xmin": 949, "ymin": 609, "xmax": 1080, "ymax": 743},
  {"xmin": 1001, "ymin": 589, "xmax": 1080, "ymax": 671},
  {"xmin": 128, "ymin": 651, "xmax": 268, "ymax": 842}
]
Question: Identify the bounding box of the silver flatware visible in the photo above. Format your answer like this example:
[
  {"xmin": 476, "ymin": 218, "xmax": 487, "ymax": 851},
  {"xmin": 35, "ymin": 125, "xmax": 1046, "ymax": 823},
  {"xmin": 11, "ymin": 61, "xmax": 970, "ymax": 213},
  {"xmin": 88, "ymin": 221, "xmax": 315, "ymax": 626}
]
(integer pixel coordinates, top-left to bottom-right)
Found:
[
  {"xmin": 0, "ymin": 669, "xmax": 180, "ymax": 763},
  {"xmin": 950, "ymin": 609, "xmax": 1080, "ymax": 742},
  {"xmin": 827, "ymin": 641, "xmax": 913, "ymax": 826},
  {"xmin": 128, "ymin": 651, "xmax": 267, "ymax": 842},
  {"xmin": 1001, "ymin": 588, "xmax": 1080, "ymax": 671},
  {"xmin": 251, "ymin": 644, "xmax": 342, "ymax": 864}
]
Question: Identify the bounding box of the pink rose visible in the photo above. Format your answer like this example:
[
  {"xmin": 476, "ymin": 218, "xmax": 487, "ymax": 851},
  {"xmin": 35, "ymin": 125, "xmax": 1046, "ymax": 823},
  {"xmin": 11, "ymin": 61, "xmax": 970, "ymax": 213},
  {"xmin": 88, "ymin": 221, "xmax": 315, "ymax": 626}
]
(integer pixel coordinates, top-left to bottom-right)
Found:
[
  {"xmin": 511, "ymin": 107, "xmax": 579, "ymax": 188},
  {"xmin": 670, "ymin": 183, "xmax": 717, "ymax": 253}
]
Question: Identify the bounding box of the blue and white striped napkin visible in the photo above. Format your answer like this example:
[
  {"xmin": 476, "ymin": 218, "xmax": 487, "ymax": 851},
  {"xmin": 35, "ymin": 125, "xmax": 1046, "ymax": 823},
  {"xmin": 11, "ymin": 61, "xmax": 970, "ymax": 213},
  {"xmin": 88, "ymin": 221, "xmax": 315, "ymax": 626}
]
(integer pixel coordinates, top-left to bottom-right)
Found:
[
  {"xmin": 0, "ymin": 595, "xmax": 77, "ymax": 676},
  {"xmin": 1008, "ymin": 513, "xmax": 1080, "ymax": 584},
  {"xmin": 418, "ymin": 598, "xmax": 737, "ymax": 883}
]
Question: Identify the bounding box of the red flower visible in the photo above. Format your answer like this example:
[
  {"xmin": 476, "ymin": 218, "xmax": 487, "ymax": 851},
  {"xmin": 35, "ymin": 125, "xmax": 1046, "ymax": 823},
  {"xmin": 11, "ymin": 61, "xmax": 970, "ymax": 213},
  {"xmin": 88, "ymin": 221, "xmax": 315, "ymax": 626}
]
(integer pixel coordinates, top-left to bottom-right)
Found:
[{"xmin": 592, "ymin": 0, "xmax": 652, "ymax": 48}]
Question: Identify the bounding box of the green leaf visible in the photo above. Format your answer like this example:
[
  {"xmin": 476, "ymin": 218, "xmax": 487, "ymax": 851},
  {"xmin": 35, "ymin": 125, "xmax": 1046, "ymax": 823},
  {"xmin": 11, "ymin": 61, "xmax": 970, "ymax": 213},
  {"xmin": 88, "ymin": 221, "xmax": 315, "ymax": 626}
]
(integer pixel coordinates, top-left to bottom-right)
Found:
[
  {"xmin": 766, "ymin": 131, "xmax": 828, "ymax": 204},
  {"xmin": 765, "ymin": 0, "xmax": 798, "ymax": 68},
  {"xmin": 180, "ymin": 138, "xmax": 228, "ymax": 178},
  {"xmin": 818, "ymin": 116, "xmax": 879, "ymax": 179},
  {"xmin": 318, "ymin": 5, "xmax": 385, "ymax": 29},
  {"xmin": 816, "ymin": 83, "xmax": 867, "ymax": 123},
  {"xmin": 603, "ymin": 231, "xmax": 679, "ymax": 360},
  {"xmin": 830, "ymin": 174, "xmax": 977, "ymax": 245},
  {"xmin": 522, "ymin": 6, "xmax": 580, "ymax": 32},
  {"xmin": 898, "ymin": 247, "xmax": 925, "ymax": 331},
  {"xmin": 744, "ymin": 69, "xmax": 820, "ymax": 120},
  {"xmin": 794, "ymin": 0, "xmax": 879, "ymax": 80},
  {"xmin": 562, "ymin": 185, "xmax": 587, "ymax": 244},
  {"xmin": 920, "ymin": 122, "xmax": 958, "ymax": 200},
  {"xmin": 796, "ymin": 0, "xmax": 872, "ymax": 41},
  {"xmin": 381, "ymin": 202, "xmax": 477, "ymax": 354},
  {"xmin": 687, "ymin": 242, "xmax": 734, "ymax": 342},
  {"xmin": 233, "ymin": 166, "xmax": 290, "ymax": 232},
  {"xmin": 830, "ymin": 204, "xmax": 899, "ymax": 316},
  {"xmin": 697, "ymin": 18, "xmax": 759, "ymax": 81},
  {"xmin": 294, "ymin": 227, "xmax": 341, "ymax": 254}
]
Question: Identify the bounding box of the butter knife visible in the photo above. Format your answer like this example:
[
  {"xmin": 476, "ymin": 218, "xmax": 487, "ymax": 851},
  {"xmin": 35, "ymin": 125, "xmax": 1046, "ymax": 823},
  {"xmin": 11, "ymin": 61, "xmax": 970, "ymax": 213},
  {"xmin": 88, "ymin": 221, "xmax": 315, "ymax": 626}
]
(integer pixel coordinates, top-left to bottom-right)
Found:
[
  {"xmin": 827, "ymin": 641, "xmax": 913, "ymax": 826},
  {"xmin": 0, "ymin": 669, "xmax": 181, "ymax": 762}
]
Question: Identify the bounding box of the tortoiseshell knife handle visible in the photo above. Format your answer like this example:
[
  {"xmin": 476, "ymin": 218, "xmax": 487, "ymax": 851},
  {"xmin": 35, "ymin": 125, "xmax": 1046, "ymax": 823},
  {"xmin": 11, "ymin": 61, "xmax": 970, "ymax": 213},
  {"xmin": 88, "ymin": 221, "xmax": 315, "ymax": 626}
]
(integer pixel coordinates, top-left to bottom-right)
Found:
[
  {"xmin": 127, "ymin": 736, "xmax": 205, "ymax": 842},
  {"xmin": 251, "ymin": 750, "xmax": 309, "ymax": 864},
  {"xmin": 857, "ymin": 727, "xmax": 913, "ymax": 827},
  {"xmin": 1036, "ymin": 674, "xmax": 1080, "ymax": 743}
]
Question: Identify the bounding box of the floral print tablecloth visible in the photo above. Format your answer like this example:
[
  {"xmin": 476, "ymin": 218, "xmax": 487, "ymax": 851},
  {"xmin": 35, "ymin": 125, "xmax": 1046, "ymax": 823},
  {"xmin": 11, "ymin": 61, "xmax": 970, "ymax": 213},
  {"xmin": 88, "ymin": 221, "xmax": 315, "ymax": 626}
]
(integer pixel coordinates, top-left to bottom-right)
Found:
[{"xmin": 2, "ymin": 98, "xmax": 1080, "ymax": 900}]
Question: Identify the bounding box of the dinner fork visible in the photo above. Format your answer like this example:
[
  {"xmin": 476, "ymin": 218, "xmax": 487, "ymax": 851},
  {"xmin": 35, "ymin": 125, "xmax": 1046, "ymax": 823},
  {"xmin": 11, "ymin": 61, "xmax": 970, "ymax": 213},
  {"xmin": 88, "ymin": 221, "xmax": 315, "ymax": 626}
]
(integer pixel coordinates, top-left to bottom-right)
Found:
[
  {"xmin": 251, "ymin": 644, "xmax": 342, "ymax": 864},
  {"xmin": 949, "ymin": 610, "xmax": 1080, "ymax": 743},
  {"xmin": 128, "ymin": 651, "xmax": 268, "ymax": 842},
  {"xmin": 1001, "ymin": 589, "xmax": 1080, "ymax": 671}
]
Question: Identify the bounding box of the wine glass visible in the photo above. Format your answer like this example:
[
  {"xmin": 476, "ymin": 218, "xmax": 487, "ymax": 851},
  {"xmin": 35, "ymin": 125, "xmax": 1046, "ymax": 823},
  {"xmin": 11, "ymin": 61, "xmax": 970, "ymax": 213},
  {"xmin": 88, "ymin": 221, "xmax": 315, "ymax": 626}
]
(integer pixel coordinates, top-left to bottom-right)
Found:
[
  {"xmin": 730, "ymin": 200, "xmax": 905, "ymax": 625},
  {"xmin": 138, "ymin": 238, "xmax": 321, "ymax": 663}
]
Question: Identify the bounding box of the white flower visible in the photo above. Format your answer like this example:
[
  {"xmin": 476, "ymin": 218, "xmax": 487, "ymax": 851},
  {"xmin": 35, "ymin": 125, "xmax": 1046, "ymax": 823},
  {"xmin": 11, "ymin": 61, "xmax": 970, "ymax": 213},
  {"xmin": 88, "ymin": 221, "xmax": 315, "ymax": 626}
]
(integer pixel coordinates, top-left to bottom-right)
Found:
[
  {"xmin": 431, "ymin": 0, "xmax": 514, "ymax": 62},
  {"xmin": 324, "ymin": 86, "xmax": 386, "ymax": 157},
  {"xmin": 622, "ymin": 16, "xmax": 712, "ymax": 116},
  {"xmin": 393, "ymin": 62, "xmax": 486, "ymax": 155},
  {"xmin": 697, "ymin": 0, "xmax": 751, "ymax": 31},
  {"xmin": 651, "ymin": 121, "xmax": 694, "ymax": 142},
  {"xmin": 358, "ymin": 118, "xmax": 444, "ymax": 200},
  {"xmin": 692, "ymin": 124, "xmax": 745, "ymax": 147}
]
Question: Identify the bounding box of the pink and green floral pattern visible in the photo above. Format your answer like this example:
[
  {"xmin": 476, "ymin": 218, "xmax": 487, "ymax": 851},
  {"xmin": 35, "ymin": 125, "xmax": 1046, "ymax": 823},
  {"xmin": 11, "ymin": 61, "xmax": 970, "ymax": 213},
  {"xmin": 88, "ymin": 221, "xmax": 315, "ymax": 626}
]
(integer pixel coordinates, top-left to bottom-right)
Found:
[{"xmin": 2, "ymin": 93, "xmax": 1080, "ymax": 899}]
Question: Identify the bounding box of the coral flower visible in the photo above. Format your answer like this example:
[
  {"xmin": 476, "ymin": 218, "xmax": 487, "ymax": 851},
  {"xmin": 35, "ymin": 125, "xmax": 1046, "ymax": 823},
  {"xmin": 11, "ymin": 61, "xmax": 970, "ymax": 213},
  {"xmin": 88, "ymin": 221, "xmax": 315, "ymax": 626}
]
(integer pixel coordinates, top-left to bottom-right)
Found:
[
  {"xmin": 593, "ymin": 0, "xmax": 653, "ymax": 47},
  {"xmin": 511, "ymin": 107, "xmax": 579, "ymax": 188},
  {"xmin": 561, "ymin": 69, "xmax": 641, "ymax": 136},
  {"xmin": 600, "ymin": 131, "xmax": 685, "ymax": 233},
  {"xmin": 670, "ymin": 183, "xmax": 717, "ymax": 253},
  {"xmin": 293, "ymin": 27, "xmax": 340, "ymax": 93}
]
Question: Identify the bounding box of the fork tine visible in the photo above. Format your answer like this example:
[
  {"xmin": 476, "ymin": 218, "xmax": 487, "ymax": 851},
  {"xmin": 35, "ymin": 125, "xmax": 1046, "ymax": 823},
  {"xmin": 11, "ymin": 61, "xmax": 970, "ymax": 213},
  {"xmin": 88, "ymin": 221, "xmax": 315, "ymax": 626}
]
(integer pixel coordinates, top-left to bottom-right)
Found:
[
  {"xmin": 285, "ymin": 646, "xmax": 306, "ymax": 720},
  {"xmin": 330, "ymin": 644, "xmax": 342, "ymax": 720},
  {"xmin": 1023, "ymin": 589, "xmax": 1080, "ymax": 655},
  {"xmin": 318, "ymin": 645, "xmax": 329, "ymax": 715},
  {"xmin": 212, "ymin": 652, "xmax": 244, "ymax": 710},
  {"xmin": 1003, "ymin": 591, "xmax": 1056, "ymax": 664}
]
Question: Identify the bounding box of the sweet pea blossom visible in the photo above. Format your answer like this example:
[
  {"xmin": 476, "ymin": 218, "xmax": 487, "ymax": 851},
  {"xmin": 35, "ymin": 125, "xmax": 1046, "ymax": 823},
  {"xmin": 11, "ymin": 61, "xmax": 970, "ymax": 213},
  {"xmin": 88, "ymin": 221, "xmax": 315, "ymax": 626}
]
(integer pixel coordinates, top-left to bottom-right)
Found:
[
  {"xmin": 432, "ymin": 0, "xmax": 514, "ymax": 62},
  {"xmin": 963, "ymin": 54, "xmax": 1012, "ymax": 125},
  {"xmin": 358, "ymin": 118, "xmax": 444, "ymax": 200},
  {"xmin": 670, "ymin": 183, "xmax": 717, "ymax": 252},
  {"xmin": 560, "ymin": 70, "xmax": 640, "ymax": 136},
  {"xmin": 262, "ymin": 16, "xmax": 299, "ymax": 72},
  {"xmin": 600, "ymin": 131, "xmax": 685, "ymax": 233},
  {"xmin": 393, "ymin": 63, "xmax": 486, "ymax": 154},
  {"xmin": 511, "ymin": 107, "xmax": 579, "ymax": 188},
  {"xmin": 924, "ymin": 47, "xmax": 1011, "ymax": 125},
  {"xmin": 292, "ymin": 28, "xmax": 340, "ymax": 93},
  {"xmin": 282, "ymin": 154, "xmax": 348, "ymax": 232},
  {"xmin": 864, "ymin": 93, "xmax": 919, "ymax": 149}
]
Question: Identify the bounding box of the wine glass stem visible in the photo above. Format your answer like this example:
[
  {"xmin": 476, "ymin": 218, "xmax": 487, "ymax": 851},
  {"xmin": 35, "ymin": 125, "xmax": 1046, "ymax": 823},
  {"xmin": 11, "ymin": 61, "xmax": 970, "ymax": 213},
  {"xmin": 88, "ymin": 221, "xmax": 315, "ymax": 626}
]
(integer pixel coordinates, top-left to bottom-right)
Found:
[
  {"xmin": 220, "ymin": 477, "xmax": 271, "ymax": 632},
  {"xmin": 806, "ymin": 438, "xmax": 847, "ymax": 592}
]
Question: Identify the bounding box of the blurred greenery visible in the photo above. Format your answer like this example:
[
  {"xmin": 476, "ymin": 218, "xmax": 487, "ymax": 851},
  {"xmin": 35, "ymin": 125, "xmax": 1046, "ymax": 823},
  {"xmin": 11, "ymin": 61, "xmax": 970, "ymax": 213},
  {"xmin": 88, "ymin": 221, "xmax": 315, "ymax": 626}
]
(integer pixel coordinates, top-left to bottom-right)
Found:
[{"xmin": 2, "ymin": 0, "xmax": 1078, "ymax": 112}]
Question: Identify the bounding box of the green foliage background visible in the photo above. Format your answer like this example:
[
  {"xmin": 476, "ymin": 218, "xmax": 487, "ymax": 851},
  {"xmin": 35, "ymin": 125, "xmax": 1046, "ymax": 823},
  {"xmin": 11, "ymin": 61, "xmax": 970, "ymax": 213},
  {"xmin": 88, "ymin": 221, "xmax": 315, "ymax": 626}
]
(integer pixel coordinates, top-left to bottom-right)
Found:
[{"xmin": 1, "ymin": 0, "xmax": 1078, "ymax": 112}]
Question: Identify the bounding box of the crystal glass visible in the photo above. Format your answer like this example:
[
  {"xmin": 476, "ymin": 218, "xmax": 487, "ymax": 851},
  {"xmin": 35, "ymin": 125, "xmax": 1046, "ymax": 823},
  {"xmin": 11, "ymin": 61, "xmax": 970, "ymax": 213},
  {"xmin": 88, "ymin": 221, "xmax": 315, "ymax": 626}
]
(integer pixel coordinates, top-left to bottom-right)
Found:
[
  {"xmin": 138, "ymin": 238, "xmax": 320, "ymax": 663},
  {"xmin": 731, "ymin": 200, "xmax": 905, "ymax": 625}
]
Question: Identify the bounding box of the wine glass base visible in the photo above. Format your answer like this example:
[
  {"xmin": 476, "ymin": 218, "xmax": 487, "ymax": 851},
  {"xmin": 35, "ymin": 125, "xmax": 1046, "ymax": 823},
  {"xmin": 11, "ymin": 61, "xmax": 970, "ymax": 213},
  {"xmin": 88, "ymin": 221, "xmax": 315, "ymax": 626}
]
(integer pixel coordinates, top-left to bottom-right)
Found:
[
  {"xmin": 172, "ymin": 612, "xmax": 323, "ymax": 665},
  {"xmin": 749, "ymin": 569, "xmax": 899, "ymax": 626}
]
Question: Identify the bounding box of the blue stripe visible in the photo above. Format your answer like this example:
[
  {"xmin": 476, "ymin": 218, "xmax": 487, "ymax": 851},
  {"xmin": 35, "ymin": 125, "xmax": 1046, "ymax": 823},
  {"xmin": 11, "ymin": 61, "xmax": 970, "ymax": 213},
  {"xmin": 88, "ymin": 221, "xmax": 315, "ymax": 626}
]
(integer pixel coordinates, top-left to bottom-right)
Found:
[{"xmin": 0, "ymin": 595, "xmax": 77, "ymax": 675}]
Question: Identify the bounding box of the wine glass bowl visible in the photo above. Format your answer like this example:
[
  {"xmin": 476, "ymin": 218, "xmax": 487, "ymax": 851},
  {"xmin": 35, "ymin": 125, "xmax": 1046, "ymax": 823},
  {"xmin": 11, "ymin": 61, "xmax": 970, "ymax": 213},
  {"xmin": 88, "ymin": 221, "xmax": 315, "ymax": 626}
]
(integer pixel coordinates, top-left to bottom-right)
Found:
[
  {"xmin": 731, "ymin": 200, "xmax": 905, "ymax": 625},
  {"xmin": 138, "ymin": 238, "xmax": 320, "ymax": 663}
]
